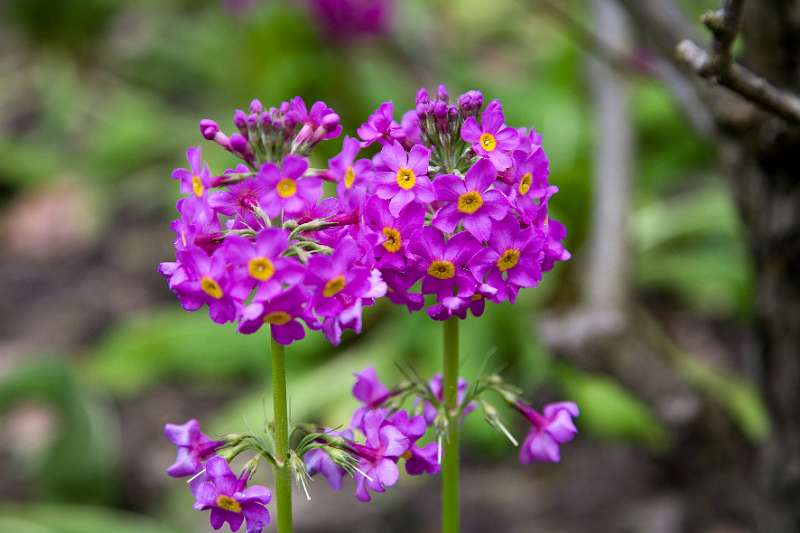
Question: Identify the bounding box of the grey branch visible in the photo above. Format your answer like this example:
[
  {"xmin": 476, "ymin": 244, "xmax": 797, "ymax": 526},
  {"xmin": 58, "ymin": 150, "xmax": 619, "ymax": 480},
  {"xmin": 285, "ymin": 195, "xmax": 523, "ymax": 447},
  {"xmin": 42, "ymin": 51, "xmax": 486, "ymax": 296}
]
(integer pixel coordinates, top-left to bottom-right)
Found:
[{"xmin": 675, "ymin": 0, "xmax": 800, "ymax": 124}]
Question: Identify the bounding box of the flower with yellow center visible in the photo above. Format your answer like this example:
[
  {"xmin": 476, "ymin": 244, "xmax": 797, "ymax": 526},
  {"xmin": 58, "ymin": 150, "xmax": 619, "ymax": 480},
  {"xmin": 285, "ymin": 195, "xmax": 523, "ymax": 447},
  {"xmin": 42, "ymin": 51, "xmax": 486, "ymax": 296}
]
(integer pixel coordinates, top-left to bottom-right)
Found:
[
  {"xmin": 457, "ymin": 191, "xmax": 484, "ymax": 214},
  {"xmin": 395, "ymin": 167, "xmax": 416, "ymax": 190},
  {"xmin": 323, "ymin": 275, "xmax": 346, "ymax": 297},
  {"xmin": 479, "ymin": 132, "xmax": 497, "ymax": 152},
  {"xmin": 248, "ymin": 257, "xmax": 275, "ymax": 281},
  {"xmin": 215, "ymin": 495, "xmax": 242, "ymax": 514},
  {"xmin": 191, "ymin": 175, "xmax": 205, "ymax": 197},
  {"xmin": 518, "ymin": 172, "xmax": 532, "ymax": 196},
  {"xmin": 428, "ymin": 260, "xmax": 456, "ymax": 280},
  {"xmin": 496, "ymin": 248, "xmax": 521, "ymax": 272},
  {"xmin": 344, "ymin": 166, "xmax": 356, "ymax": 189},
  {"xmin": 200, "ymin": 276, "xmax": 224, "ymax": 299},
  {"xmin": 382, "ymin": 227, "xmax": 402, "ymax": 253},
  {"xmin": 263, "ymin": 310, "xmax": 291, "ymax": 325},
  {"xmin": 276, "ymin": 178, "xmax": 297, "ymax": 198}
]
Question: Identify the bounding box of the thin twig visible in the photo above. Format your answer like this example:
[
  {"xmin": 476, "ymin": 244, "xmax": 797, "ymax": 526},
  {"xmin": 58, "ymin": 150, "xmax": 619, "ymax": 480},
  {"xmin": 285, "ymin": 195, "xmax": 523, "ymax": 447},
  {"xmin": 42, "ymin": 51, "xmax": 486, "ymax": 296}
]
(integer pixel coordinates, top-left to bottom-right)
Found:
[{"xmin": 675, "ymin": 0, "xmax": 800, "ymax": 124}]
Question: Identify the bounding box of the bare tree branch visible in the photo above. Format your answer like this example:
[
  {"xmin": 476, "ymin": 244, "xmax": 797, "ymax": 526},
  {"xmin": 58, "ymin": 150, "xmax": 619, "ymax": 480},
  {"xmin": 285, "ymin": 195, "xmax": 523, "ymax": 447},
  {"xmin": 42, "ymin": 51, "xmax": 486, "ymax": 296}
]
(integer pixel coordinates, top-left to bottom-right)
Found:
[{"xmin": 675, "ymin": 0, "xmax": 800, "ymax": 124}]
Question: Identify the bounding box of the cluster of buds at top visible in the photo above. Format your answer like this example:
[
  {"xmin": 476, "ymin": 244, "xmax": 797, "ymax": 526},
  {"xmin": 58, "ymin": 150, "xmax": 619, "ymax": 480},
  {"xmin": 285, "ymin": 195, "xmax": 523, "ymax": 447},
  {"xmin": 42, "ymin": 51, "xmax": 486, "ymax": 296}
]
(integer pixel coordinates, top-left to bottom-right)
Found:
[
  {"xmin": 200, "ymin": 97, "xmax": 341, "ymax": 166},
  {"xmin": 415, "ymin": 85, "xmax": 483, "ymax": 173}
]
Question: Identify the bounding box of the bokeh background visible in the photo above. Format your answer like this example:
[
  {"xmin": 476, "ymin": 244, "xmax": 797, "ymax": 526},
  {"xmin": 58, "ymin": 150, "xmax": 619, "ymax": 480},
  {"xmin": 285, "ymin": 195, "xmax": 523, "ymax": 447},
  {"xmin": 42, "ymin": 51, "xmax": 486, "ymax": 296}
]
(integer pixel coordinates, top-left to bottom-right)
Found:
[{"xmin": 0, "ymin": 0, "xmax": 783, "ymax": 532}]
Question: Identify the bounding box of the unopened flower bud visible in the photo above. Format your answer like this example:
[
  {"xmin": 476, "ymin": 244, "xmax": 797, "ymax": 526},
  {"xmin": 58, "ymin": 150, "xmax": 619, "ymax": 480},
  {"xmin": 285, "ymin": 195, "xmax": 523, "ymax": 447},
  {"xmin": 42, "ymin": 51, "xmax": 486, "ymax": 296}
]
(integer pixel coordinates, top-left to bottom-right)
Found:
[
  {"xmin": 250, "ymin": 98, "xmax": 264, "ymax": 114},
  {"xmin": 229, "ymin": 133, "xmax": 250, "ymax": 154},
  {"xmin": 437, "ymin": 84, "xmax": 449, "ymax": 102},
  {"xmin": 199, "ymin": 119, "xmax": 219, "ymax": 140},
  {"xmin": 322, "ymin": 112, "xmax": 341, "ymax": 132},
  {"xmin": 416, "ymin": 87, "xmax": 430, "ymax": 105},
  {"xmin": 433, "ymin": 100, "xmax": 448, "ymax": 119},
  {"xmin": 234, "ymin": 109, "xmax": 248, "ymax": 132}
]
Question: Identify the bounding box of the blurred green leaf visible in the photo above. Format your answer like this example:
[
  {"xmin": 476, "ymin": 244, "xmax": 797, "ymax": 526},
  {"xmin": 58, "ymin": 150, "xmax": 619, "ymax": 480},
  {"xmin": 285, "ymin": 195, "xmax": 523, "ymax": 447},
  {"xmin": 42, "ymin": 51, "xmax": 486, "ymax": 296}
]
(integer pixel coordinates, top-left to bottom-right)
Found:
[
  {"xmin": 0, "ymin": 359, "xmax": 118, "ymax": 504},
  {"xmin": 0, "ymin": 504, "xmax": 181, "ymax": 533},
  {"xmin": 555, "ymin": 364, "xmax": 668, "ymax": 449},
  {"xmin": 676, "ymin": 353, "xmax": 769, "ymax": 442},
  {"xmin": 84, "ymin": 307, "xmax": 331, "ymax": 395}
]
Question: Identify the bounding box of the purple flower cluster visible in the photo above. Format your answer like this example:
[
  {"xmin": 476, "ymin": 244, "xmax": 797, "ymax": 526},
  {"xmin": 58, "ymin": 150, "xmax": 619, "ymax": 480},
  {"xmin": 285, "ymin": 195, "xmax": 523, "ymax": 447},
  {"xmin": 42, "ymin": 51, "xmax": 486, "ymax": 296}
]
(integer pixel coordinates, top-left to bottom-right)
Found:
[
  {"xmin": 305, "ymin": 0, "xmax": 392, "ymax": 44},
  {"xmin": 351, "ymin": 85, "xmax": 570, "ymax": 320},
  {"xmin": 160, "ymin": 87, "xmax": 569, "ymax": 344},
  {"xmin": 159, "ymin": 97, "xmax": 386, "ymax": 346},
  {"xmin": 303, "ymin": 368, "xmax": 441, "ymax": 502},
  {"xmin": 165, "ymin": 421, "xmax": 272, "ymax": 533},
  {"xmin": 303, "ymin": 368, "xmax": 579, "ymax": 502}
]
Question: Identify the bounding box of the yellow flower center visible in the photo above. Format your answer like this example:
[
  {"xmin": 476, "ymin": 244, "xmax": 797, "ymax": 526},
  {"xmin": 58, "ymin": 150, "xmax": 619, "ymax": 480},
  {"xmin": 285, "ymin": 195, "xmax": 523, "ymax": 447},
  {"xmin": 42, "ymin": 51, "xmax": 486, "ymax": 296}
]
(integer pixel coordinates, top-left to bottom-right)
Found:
[
  {"xmin": 382, "ymin": 227, "xmax": 402, "ymax": 253},
  {"xmin": 396, "ymin": 167, "xmax": 416, "ymax": 190},
  {"xmin": 191, "ymin": 175, "xmax": 205, "ymax": 197},
  {"xmin": 402, "ymin": 450, "xmax": 413, "ymax": 460},
  {"xmin": 215, "ymin": 495, "xmax": 242, "ymax": 513},
  {"xmin": 277, "ymin": 178, "xmax": 297, "ymax": 198},
  {"xmin": 457, "ymin": 191, "xmax": 484, "ymax": 214},
  {"xmin": 323, "ymin": 275, "xmax": 346, "ymax": 297},
  {"xmin": 201, "ymin": 276, "xmax": 223, "ymax": 299},
  {"xmin": 496, "ymin": 248, "xmax": 521, "ymax": 272},
  {"xmin": 428, "ymin": 260, "xmax": 456, "ymax": 280},
  {"xmin": 518, "ymin": 172, "xmax": 532, "ymax": 196},
  {"xmin": 248, "ymin": 257, "xmax": 275, "ymax": 281},
  {"xmin": 344, "ymin": 166, "xmax": 356, "ymax": 189},
  {"xmin": 479, "ymin": 133, "xmax": 497, "ymax": 152},
  {"xmin": 263, "ymin": 310, "xmax": 291, "ymax": 325}
]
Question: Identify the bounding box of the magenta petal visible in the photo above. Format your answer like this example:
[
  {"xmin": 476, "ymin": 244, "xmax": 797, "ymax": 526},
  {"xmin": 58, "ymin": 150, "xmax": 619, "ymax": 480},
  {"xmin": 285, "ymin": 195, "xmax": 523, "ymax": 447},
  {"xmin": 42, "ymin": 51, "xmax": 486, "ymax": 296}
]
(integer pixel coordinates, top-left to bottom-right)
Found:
[
  {"xmin": 465, "ymin": 158, "xmax": 496, "ymax": 192},
  {"xmin": 244, "ymin": 504, "xmax": 270, "ymax": 533},
  {"xmin": 271, "ymin": 320, "xmax": 305, "ymax": 345},
  {"xmin": 481, "ymin": 100, "xmax": 505, "ymax": 132},
  {"xmin": 209, "ymin": 508, "xmax": 227, "ymax": 530},
  {"xmin": 488, "ymin": 150, "xmax": 513, "ymax": 170},
  {"xmin": 481, "ymin": 191, "xmax": 510, "ymax": 219},
  {"xmin": 376, "ymin": 458, "xmax": 400, "ymax": 487},
  {"xmin": 432, "ymin": 204, "xmax": 462, "ymax": 233},
  {"xmin": 194, "ymin": 481, "xmax": 218, "ymax": 509},
  {"xmin": 282, "ymin": 155, "xmax": 308, "ymax": 179},
  {"xmin": 543, "ymin": 401, "xmax": 580, "ymax": 418},
  {"xmin": 164, "ymin": 419, "xmax": 199, "ymax": 446},
  {"xmin": 167, "ymin": 447, "xmax": 199, "ymax": 477},
  {"xmin": 461, "ymin": 116, "xmax": 481, "ymax": 143},
  {"xmin": 225, "ymin": 509, "xmax": 245, "ymax": 532},
  {"xmin": 380, "ymin": 141, "xmax": 405, "ymax": 171},
  {"xmin": 463, "ymin": 214, "xmax": 493, "ymax": 242},
  {"xmin": 528, "ymin": 431, "xmax": 561, "ymax": 463},
  {"xmin": 507, "ymin": 261, "xmax": 541, "ymax": 288},
  {"xmin": 413, "ymin": 176, "xmax": 436, "ymax": 202},
  {"xmin": 355, "ymin": 472, "xmax": 372, "ymax": 502},
  {"xmin": 380, "ymin": 425, "xmax": 409, "ymax": 458},
  {"xmin": 407, "ymin": 144, "xmax": 430, "ymax": 175},
  {"xmin": 388, "ymin": 189, "xmax": 414, "ymax": 217},
  {"xmin": 546, "ymin": 410, "xmax": 578, "ymax": 443},
  {"xmin": 434, "ymin": 174, "xmax": 465, "ymax": 201}
]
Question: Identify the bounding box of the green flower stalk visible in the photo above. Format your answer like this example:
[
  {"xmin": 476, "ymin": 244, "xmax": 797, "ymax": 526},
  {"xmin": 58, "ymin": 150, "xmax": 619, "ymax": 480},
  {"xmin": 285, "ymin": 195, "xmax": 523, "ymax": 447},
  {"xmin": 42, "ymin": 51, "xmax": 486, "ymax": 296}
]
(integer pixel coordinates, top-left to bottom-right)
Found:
[
  {"xmin": 271, "ymin": 338, "xmax": 293, "ymax": 533},
  {"xmin": 442, "ymin": 318, "xmax": 461, "ymax": 533}
]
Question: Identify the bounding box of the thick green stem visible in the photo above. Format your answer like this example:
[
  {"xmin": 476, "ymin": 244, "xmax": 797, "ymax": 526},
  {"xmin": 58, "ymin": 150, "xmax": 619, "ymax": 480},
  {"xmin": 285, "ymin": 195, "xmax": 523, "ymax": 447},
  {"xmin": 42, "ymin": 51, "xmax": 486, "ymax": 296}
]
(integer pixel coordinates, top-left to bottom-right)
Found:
[
  {"xmin": 271, "ymin": 339, "xmax": 293, "ymax": 533},
  {"xmin": 442, "ymin": 318, "xmax": 460, "ymax": 533}
]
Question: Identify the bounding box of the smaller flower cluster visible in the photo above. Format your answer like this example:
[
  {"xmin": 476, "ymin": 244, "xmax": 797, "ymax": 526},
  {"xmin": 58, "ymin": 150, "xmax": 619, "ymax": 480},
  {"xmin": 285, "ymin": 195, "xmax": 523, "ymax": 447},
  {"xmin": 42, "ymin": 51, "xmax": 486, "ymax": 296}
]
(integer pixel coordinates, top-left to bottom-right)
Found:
[
  {"xmin": 305, "ymin": 0, "xmax": 393, "ymax": 44},
  {"xmin": 302, "ymin": 367, "xmax": 579, "ymax": 502},
  {"xmin": 164, "ymin": 420, "xmax": 272, "ymax": 533},
  {"xmin": 159, "ymin": 97, "xmax": 387, "ymax": 346},
  {"xmin": 301, "ymin": 368, "xmax": 442, "ymax": 502}
]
